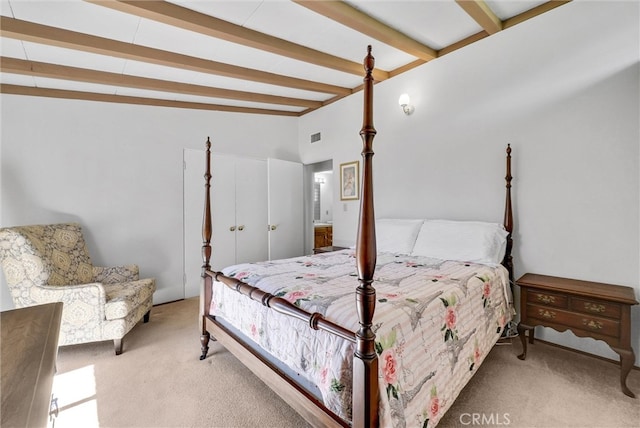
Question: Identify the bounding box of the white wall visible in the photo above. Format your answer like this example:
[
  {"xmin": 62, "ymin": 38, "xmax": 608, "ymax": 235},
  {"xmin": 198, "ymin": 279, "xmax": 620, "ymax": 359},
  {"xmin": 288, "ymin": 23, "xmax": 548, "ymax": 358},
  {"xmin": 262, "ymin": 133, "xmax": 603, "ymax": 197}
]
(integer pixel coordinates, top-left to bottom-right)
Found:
[
  {"xmin": 0, "ymin": 97, "xmax": 299, "ymax": 308},
  {"xmin": 298, "ymin": 1, "xmax": 640, "ymax": 365}
]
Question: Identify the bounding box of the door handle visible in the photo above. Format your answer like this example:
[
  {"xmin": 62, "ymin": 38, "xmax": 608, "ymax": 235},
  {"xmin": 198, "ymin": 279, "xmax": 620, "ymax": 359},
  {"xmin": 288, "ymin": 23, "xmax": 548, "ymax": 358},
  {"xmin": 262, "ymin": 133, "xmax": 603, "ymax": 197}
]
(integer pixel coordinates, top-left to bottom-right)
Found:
[
  {"xmin": 229, "ymin": 226, "xmax": 236, "ymax": 232},
  {"xmin": 238, "ymin": 225, "xmax": 245, "ymax": 231},
  {"xmin": 269, "ymin": 225, "xmax": 277, "ymax": 231}
]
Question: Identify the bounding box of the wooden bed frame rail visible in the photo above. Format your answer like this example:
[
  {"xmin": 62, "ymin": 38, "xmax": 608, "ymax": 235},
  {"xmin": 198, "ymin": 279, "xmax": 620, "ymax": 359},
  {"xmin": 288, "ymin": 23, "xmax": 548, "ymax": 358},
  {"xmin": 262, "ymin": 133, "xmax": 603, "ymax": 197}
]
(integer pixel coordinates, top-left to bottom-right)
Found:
[
  {"xmin": 205, "ymin": 269, "xmax": 357, "ymax": 343},
  {"xmin": 199, "ymin": 46, "xmax": 514, "ymax": 428}
]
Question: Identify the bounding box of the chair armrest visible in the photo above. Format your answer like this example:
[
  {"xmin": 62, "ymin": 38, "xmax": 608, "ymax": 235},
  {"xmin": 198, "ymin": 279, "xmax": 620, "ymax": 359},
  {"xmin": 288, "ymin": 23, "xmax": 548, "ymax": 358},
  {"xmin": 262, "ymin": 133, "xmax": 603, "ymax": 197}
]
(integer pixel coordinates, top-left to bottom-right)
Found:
[
  {"xmin": 35, "ymin": 283, "xmax": 107, "ymax": 322},
  {"xmin": 37, "ymin": 282, "xmax": 106, "ymax": 303},
  {"xmin": 93, "ymin": 265, "xmax": 139, "ymax": 283}
]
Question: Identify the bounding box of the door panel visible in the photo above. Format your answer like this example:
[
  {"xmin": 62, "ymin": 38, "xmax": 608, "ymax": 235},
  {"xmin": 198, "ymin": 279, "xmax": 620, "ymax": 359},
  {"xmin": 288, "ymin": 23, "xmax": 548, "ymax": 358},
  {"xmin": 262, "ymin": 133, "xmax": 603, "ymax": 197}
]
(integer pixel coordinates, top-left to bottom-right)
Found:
[
  {"xmin": 235, "ymin": 157, "xmax": 268, "ymax": 264},
  {"xmin": 211, "ymin": 154, "xmax": 238, "ymax": 272},
  {"xmin": 268, "ymin": 158, "xmax": 304, "ymax": 260}
]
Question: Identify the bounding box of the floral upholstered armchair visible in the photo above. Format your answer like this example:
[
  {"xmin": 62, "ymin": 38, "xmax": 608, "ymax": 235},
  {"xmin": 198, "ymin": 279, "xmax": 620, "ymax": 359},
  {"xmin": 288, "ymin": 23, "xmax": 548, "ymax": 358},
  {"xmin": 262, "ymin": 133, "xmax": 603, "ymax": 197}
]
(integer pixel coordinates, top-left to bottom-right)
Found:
[{"xmin": 0, "ymin": 223, "xmax": 156, "ymax": 355}]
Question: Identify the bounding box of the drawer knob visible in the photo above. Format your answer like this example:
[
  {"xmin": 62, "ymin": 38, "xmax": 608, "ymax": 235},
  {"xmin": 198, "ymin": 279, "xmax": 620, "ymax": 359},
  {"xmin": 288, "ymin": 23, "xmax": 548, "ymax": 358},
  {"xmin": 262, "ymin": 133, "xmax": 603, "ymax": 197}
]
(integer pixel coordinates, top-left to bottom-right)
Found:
[
  {"xmin": 582, "ymin": 319, "xmax": 603, "ymax": 330},
  {"xmin": 584, "ymin": 302, "xmax": 606, "ymax": 313},
  {"xmin": 536, "ymin": 294, "xmax": 556, "ymax": 304},
  {"xmin": 538, "ymin": 309, "xmax": 556, "ymax": 319}
]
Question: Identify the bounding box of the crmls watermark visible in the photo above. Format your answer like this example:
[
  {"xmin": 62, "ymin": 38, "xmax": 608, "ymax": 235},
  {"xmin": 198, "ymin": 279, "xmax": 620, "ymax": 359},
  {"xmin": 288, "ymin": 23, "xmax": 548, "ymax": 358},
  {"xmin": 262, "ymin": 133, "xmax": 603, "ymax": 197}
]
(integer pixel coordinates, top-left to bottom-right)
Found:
[{"xmin": 459, "ymin": 413, "xmax": 511, "ymax": 426}]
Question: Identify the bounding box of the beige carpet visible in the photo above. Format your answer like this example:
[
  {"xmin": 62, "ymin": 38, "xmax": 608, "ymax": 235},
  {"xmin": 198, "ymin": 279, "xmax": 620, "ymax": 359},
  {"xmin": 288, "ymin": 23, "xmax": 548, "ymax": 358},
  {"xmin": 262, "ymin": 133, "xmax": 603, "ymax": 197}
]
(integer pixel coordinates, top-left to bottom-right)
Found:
[{"xmin": 52, "ymin": 297, "xmax": 639, "ymax": 428}]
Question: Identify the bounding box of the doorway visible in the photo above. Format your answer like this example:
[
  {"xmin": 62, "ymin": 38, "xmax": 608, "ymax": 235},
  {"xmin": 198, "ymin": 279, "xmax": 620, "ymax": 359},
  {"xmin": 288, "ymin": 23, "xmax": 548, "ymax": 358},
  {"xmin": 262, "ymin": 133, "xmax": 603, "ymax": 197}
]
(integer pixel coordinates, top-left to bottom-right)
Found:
[
  {"xmin": 303, "ymin": 160, "xmax": 333, "ymax": 254},
  {"xmin": 313, "ymin": 170, "xmax": 333, "ymax": 224}
]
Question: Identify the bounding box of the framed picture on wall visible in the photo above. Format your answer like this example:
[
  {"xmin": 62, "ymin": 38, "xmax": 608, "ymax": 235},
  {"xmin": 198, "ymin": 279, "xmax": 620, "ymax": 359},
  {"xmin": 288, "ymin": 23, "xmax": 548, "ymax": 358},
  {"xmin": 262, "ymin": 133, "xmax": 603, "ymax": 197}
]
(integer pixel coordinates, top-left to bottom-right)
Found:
[{"xmin": 340, "ymin": 161, "xmax": 359, "ymax": 201}]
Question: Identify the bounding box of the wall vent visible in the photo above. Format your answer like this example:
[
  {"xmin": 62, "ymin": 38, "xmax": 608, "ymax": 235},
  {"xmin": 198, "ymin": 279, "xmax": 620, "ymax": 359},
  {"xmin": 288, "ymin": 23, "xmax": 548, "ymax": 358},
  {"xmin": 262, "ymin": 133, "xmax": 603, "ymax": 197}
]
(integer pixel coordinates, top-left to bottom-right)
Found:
[{"xmin": 310, "ymin": 132, "xmax": 321, "ymax": 143}]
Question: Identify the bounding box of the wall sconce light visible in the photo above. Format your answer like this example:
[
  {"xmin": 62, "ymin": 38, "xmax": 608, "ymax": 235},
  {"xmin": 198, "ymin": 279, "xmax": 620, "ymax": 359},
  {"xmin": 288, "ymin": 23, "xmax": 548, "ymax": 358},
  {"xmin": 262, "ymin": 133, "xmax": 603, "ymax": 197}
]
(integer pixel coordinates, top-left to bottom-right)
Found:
[{"xmin": 398, "ymin": 93, "xmax": 414, "ymax": 115}]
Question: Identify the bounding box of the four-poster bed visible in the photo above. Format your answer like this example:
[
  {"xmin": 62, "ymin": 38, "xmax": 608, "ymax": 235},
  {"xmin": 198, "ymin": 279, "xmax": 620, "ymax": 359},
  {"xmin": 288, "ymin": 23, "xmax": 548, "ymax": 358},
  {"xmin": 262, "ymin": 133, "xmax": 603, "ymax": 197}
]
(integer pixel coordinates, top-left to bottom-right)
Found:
[{"xmin": 199, "ymin": 46, "xmax": 515, "ymax": 428}]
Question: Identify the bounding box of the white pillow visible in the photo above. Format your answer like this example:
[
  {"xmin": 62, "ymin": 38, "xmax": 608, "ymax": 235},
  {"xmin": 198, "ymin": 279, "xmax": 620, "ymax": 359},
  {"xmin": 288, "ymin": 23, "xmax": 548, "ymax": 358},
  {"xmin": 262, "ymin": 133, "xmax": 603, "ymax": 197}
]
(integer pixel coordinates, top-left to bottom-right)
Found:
[
  {"xmin": 411, "ymin": 219, "xmax": 509, "ymax": 264},
  {"xmin": 375, "ymin": 219, "xmax": 424, "ymax": 255}
]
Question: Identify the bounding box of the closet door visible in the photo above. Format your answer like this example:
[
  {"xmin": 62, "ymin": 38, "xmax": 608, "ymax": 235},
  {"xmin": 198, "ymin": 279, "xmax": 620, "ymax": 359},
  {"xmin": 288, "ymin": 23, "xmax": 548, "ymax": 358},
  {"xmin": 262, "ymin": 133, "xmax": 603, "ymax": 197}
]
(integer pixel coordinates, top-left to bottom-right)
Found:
[
  {"xmin": 235, "ymin": 157, "xmax": 268, "ymax": 264},
  {"xmin": 183, "ymin": 152, "xmax": 286, "ymax": 298},
  {"xmin": 211, "ymin": 154, "xmax": 238, "ymax": 272},
  {"xmin": 268, "ymin": 158, "xmax": 304, "ymax": 260}
]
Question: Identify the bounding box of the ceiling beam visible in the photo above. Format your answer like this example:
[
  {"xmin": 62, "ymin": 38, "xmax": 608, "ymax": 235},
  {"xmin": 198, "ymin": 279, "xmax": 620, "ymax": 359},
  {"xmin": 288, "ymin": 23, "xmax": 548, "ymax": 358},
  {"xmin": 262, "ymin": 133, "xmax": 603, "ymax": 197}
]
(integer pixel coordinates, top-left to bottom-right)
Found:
[
  {"xmin": 389, "ymin": 1, "xmax": 572, "ymax": 78},
  {"xmin": 438, "ymin": 31, "xmax": 488, "ymax": 57},
  {"xmin": 455, "ymin": 0, "xmax": 502, "ymax": 34},
  {"xmin": 0, "ymin": 0, "xmax": 572, "ymax": 116},
  {"xmin": 293, "ymin": 0, "xmax": 438, "ymax": 62},
  {"xmin": 86, "ymin": 0, "xmax": 389, "ymax": 82},
  {"xmin": 0, "ymin": 57, "xmax": 322, "ymax": 108},
  {"xmin": 0, "ymin": 16, "xmax": 351, "ymax": 96},
  {"xmin": 503, "ymin": 1, "xmax": 572, "ymax": 29},
  {"xmin": 0, "ymin": 84, "xmax": 300, "ymax": 116}
]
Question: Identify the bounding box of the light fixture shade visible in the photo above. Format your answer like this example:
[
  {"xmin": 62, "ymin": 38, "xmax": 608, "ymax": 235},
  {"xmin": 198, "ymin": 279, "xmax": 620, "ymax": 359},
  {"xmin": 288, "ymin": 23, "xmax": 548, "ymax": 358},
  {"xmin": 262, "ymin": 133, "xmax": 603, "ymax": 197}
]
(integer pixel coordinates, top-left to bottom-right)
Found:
[
  {"xmin": 398, "ymin": 93, "xmax": 414, "ymax": 115},
  {"xmin": 398, "ymin": 93, "xmax": 411, "ymax": 107}
]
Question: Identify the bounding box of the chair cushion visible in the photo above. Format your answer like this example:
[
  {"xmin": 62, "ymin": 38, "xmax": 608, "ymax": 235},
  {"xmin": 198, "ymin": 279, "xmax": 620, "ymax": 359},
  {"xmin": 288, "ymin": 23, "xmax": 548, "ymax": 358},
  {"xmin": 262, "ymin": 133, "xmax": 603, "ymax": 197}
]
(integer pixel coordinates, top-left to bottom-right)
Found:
[{"xmin": 103, "ymin": 278, "xmax": 156, "ymax": 321}]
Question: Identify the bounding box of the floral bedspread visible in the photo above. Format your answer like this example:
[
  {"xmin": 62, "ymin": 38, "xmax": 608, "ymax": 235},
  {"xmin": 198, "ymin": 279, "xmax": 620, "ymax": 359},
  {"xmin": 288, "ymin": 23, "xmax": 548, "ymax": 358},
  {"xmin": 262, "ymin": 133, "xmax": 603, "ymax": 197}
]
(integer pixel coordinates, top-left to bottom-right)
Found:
[{"xmin": 210, "ymin": 249, "xmax": 513, "ymax": 427}]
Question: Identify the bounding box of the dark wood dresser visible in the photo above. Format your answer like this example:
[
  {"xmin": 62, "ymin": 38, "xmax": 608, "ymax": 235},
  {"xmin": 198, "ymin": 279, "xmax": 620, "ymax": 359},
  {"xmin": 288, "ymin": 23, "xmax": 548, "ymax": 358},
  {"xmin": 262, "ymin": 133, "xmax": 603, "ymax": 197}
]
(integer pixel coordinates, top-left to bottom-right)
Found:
[
  {"xmin": 1, "ymin": 302, "xmax": 63, "ymax": 427},
  {"xmin": 516, "ymin": 273, "xmax": 638, "ymax": 397}
]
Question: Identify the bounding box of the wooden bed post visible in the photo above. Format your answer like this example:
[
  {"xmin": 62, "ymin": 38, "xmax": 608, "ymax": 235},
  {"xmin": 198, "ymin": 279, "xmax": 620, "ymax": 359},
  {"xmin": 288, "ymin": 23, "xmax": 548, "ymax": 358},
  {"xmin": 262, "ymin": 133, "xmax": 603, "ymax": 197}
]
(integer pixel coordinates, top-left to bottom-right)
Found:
[
  {"xmin": 503, "ymin": 144, "xmax": 514, "ymax": 284},
  {"xmin": 353, "ymin": 45, "xmax": 379, "ymax": 428},
  {"xmin": 200, "ymin": 137, "xmax": 213, "ymax": 360}
]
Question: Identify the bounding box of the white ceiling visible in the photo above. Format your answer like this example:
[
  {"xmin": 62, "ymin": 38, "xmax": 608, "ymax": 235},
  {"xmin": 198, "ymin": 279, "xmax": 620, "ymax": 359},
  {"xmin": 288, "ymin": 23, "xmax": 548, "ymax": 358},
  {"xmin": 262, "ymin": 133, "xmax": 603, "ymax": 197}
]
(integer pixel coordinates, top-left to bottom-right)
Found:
[{"xmin": 0, "ymin": 0, "xmax": 570, "ymax": 116}]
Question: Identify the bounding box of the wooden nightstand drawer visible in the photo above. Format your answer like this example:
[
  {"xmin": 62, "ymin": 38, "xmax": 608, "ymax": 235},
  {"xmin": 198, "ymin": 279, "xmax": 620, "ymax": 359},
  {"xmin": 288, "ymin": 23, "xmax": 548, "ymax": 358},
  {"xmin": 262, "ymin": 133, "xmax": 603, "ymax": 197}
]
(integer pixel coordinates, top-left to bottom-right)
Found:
[
  {"xmin": 528, "ymin": 304, "xmax": 620, "ymax": 338},
  {"xmin": 526, "ymin": 289, "xmax": 567, "ymax": 308},
  {"xmin": 570, "ymin": 297, "xmax": 621, "ymax": 318},
  {"xmin": 576, "ymin": 316, "xmax": 620, "ymax": 337}
]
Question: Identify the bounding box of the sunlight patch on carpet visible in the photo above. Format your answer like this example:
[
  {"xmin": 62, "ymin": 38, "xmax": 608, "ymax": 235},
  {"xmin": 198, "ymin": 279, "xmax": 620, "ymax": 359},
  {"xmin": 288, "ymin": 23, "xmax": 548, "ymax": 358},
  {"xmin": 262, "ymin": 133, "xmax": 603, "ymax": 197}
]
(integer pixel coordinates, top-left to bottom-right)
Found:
[{"xmin": 51, "ymin": 365, "xmax": 99, "ymax": 427}]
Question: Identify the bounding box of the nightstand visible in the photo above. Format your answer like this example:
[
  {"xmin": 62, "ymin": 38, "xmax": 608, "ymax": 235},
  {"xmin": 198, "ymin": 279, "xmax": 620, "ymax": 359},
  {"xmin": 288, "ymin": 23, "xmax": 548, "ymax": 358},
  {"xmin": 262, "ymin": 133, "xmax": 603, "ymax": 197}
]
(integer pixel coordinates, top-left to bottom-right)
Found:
[{"xmin": 516, "ymin": 273, "xmax": 638, "ymax": 398}]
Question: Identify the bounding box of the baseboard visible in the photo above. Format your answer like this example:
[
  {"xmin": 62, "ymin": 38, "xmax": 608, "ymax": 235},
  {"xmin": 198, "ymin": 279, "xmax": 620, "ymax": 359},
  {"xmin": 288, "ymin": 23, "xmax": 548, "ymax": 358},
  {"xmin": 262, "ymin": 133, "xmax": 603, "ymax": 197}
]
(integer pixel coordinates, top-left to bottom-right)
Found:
[{"xmin": 153, "ymin": 298, "xmax": 185, "ymax": 307}]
